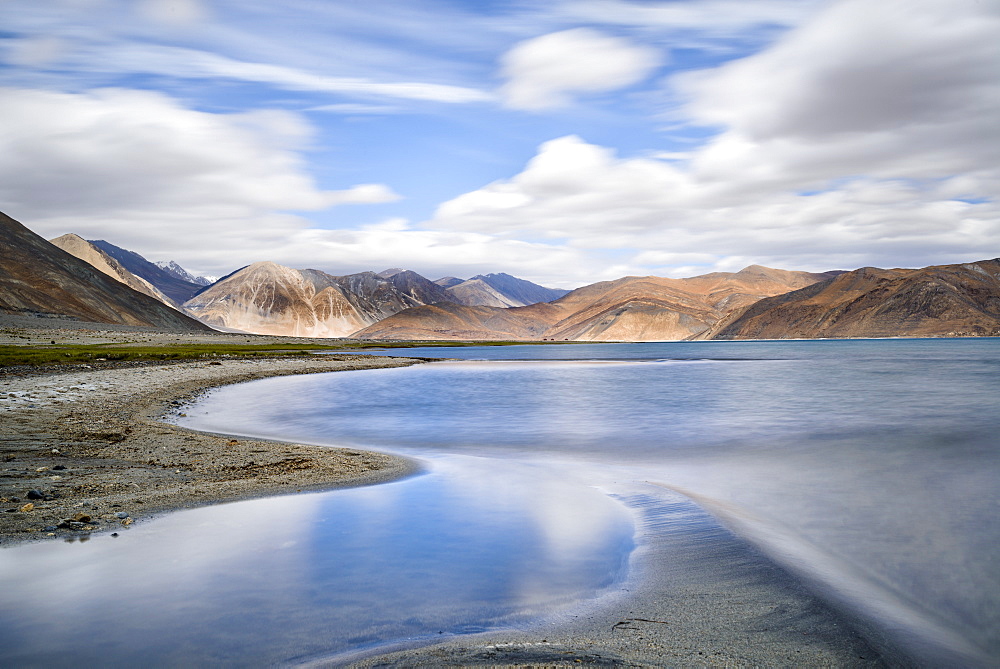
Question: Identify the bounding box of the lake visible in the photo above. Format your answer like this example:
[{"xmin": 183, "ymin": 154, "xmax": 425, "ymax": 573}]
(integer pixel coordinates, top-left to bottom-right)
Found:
[{"xmin": 0, "ymin": 339, "xmax": 996, "ymax": 666}]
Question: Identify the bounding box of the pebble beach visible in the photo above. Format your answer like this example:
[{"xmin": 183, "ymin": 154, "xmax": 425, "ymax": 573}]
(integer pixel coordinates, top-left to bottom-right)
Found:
[{"xmin": 0, "ymin": 318, "xmax": 425, "ymax": 546}]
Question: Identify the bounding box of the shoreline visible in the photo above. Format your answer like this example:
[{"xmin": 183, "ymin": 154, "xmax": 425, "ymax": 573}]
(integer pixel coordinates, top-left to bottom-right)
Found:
[
  {"xmin": 1, "ymin": 333, "xmax": 888, "ymax": 667},
  {"xmin": 1, "ymin": 354, "xmax": 425, "ymax": 546},
  {"xmin": 349, "ymin": 482, "xmax": 887, "ymax": 668}
]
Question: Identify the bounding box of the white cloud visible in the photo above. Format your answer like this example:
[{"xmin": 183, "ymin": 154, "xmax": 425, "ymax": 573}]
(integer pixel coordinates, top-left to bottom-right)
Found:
[
  {"xmin": 677, "ymin": 0, "xmax": 1000, "ymax": 191},
  {"xmin": 429, "ymin": 130, "xmax": 998, "ymax": 275},
  {"xmin": 499, "ymin": 28, "xmax": 661, "ymax": 110},
  {"xmin": 0, "ymin": 87, "xmax": 400, "ymax": 216}
]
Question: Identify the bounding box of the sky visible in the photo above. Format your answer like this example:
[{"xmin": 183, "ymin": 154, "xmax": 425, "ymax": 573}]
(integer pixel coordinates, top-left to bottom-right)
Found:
[{"xmin": 0, "ymin": 0, "xmax": 997, "ymax": 288}]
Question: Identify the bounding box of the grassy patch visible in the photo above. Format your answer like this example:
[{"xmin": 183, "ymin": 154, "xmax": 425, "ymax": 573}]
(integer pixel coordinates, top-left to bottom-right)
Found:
[
  {"xmin": 0, "ymin": 340, "xmax": 561, "ymax": 367},
  {"xmin": 0, "ymin": 343, "xmax": 344, "ymax": 367}
]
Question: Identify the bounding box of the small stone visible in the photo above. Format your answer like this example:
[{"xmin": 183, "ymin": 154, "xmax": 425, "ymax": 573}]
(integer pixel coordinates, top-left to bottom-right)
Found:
[
  {"xmin": 51, "ymin": 448, "xmax": 60, "ymax": 454},
  {"xmin": 111, "ymin": 532, "xmax": 119, "ymax": 537},
  {"xmin": 43, "ymin": 526, "xmax": 58, "ymax": 532},
  {"xmin": 34, "ymin": 467, "xmax": 48, "ymax": 472},
  {"xmin": 19, "ymin": 503, "xmax": 34, "ymax": 513},
  {"xmin": 71, "ymin": 513, "xmax": 92, "ymax": 523},
  {"xmin": 115, "ymin": 511, "xmax": 129, "ymax": 519},
  {"xmin": 52, "ymin": 465, "xmax": 66, "ymax": 471},
  {"xmin": 26, "ymin": 490, "xmax": 45, "ymax": 500},
  {"xmin": 121, "ymin": 518, "xmax": 133, "ymax": 526}
]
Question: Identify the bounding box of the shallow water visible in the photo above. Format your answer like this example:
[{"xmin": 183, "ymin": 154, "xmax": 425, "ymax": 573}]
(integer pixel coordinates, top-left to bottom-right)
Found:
[
  {"xmin": 1, "ymin": 339, "xmax": 997, "ymax": 666},
  {"xmin": 187, "ymin": 339, "xmax": 1000, "ymax": 665}
]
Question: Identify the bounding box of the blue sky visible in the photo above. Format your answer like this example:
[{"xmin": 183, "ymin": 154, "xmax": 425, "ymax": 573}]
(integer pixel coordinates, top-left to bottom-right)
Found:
[{"xmin": 0, "ymin": 0, "xmax": 997, "ymax": 287}]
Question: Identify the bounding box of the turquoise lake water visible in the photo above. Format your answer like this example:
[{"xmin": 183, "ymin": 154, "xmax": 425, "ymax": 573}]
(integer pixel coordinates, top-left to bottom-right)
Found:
[{"xmin": 0, "ymin": 339, "xmax": 997, "ymax": 666}]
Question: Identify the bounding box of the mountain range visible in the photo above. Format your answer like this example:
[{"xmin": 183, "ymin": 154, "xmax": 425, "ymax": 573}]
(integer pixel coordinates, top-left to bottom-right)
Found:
[
  {"xmin": 49, "ymin": 234, "xmax": 180, "ymax": 309},
  {"xmin": 0, "ymin": 211, "xmax": 208, "ymax": 331},
  {"xmin": 353, "ymin": 266, "xmax": 841, "ymax": 341},
  {"xmin": 1, "ymin": 209, "xmax": 998, "ymax": 340},
  {"xmin": 88, "ymin": 239, "xmax": 210, "ymax": 304},
  {"xmin": 697, "ymin": 261, "xmax": 1000, "ymax": 339}
]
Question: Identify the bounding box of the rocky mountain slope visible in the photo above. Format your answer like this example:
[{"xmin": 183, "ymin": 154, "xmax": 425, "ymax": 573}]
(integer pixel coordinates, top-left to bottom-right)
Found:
[
  {"xmin": 699, "ymin": 260, "xmax": 1000, "ymax": 339},
  {"xmin": 0, "ymin": 211, "xmax": 210, "ymax": 330},
  {"xmin": 49, "ymin": 234, "xmax": 179, "ymax": 309},
  {"xmin": 445, "ymin": 273, "xmax": 569, "ymax": 308},
  {"xmin": 183, "ymin": 261, "xmax": 423, "ymax": 337},
  {"xmin": 354, "ymin": 265, "xmax": 836, "ymax": 341},
  {"xmin": 378, "ymin": 269, "xmax": 453, "ymax": 305},
  {"xmin": 433, "ymin": 277, "xmax": 465, "ymax": 289},
  {"xmin": 89, "ymin": 239, "xmax": 207, "ymax": 304}
]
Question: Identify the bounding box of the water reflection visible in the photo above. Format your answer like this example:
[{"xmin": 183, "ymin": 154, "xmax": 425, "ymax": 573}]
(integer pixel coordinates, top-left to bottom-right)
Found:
[{"xmin": 0, "ymin": 457, "xmax": 633, "ymax": 667}]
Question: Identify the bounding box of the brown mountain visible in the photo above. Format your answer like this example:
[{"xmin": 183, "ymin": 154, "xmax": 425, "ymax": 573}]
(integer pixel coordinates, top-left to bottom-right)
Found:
[
  {"xmin": 379, "ymin": 269, "xmax": 453, "ymax": 305},
  {"xmin": 0, "ymin": 211, "xmax": 210, "ymax": 330},
  {"xmin": 49, "ymin": 234, "xmax": 179, "ymax": 309},
  {"xmin": 445, "ymin": 273, "xmax": 570, "ymax": 308},
  {"xmin": 353, "ymin": 265, "xmax": 835, "ymax": 341},
  {"xmin": 183, "ymin": 261, "xmax": 422, "ymax": 337},
  {"xmin": 699, "ymin": 259, "xmax": 1000, "ymax": 340}
]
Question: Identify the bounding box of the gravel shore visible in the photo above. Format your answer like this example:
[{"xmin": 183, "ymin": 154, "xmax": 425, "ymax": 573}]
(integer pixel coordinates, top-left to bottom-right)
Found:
[{"xmin": 0, "ymin": 354, "xmax": 424, "ymax": 546}]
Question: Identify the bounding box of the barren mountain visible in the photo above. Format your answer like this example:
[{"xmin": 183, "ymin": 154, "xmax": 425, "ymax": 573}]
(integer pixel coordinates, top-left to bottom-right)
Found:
[
  {"xmin": 379, "ymin": 269, "xmax": 453, "ymax": 305},
  {"xmin": 699, "ymin": 260, "xmax": 1000, "ymax": 339},
  {"xmin": 354, "ymin": 265, "xmax": 834, "ymax": 341},
  {"xmin": 0, "ymin": 211, "xmax": 210, "ymax": 330},
  {"xmin": 49, "ymin": 234, "xmax": 179, "ymax": 309},
  {"xmin": 445, "ymin": 273, "xmax": 569, "ymax": 308},
  {"xmin": 433, "ymin": 277, "xmax": 465, "ymax": 289},
  {"xmin": 89, "ymin": 239, "xmax": 207, "ymax": 304},
  {"xmin": 183, "ymin": 261, "xmax": 421, "ymax": 337}
]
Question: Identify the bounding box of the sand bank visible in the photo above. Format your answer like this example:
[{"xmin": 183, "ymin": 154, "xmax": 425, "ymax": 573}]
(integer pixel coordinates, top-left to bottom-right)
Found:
[{"xmin": 0, "ymin": 354, "xmax": 424, "ymax": 546}]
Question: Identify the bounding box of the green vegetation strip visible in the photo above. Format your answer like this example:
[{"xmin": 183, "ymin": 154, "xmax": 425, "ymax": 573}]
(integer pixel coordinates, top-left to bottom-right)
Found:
[{"xmin": 0, "ymin": 340, "xmax": 556, "ymax": 367}]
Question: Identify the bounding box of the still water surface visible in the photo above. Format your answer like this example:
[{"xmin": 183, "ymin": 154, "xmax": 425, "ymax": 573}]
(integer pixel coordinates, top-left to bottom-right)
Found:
[{"xmin": 0, "ymin": 339, "xmax": 997, "ymax": 666}]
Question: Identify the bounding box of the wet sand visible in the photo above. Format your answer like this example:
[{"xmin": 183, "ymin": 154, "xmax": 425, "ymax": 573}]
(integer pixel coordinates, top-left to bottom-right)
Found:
[{"xmin": 346, "ymin": 492, "xmax": 887, "ymax": 668}]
